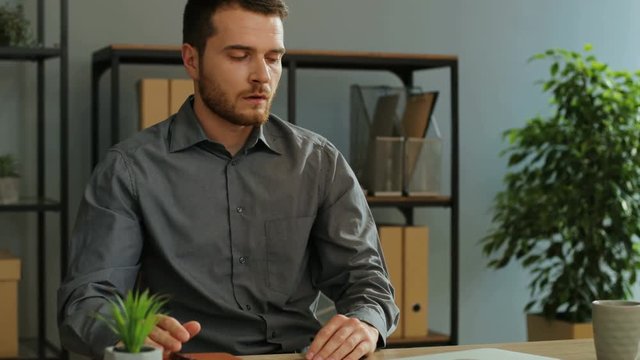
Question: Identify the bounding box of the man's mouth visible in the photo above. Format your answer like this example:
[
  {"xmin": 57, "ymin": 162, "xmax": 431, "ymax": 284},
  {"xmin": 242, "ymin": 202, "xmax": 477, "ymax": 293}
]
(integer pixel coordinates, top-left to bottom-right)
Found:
[{"xmin": 244, "ymin": 94, "xmax": 269, "ymax": 104}]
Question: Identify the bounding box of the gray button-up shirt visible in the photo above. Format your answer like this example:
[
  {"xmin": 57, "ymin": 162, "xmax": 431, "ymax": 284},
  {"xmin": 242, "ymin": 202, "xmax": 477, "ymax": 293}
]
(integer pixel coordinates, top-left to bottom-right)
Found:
[{"xmin": 58, "ymin": 98, "xmax": 399, "ymax": 358}]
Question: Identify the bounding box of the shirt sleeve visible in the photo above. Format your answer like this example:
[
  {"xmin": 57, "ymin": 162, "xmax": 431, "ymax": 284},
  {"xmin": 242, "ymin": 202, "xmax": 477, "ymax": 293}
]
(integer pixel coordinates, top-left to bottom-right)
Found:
[
  {"xmin": 311, "ymin": 142, "xmax": 400, "ymax": 347},
  {"xmin": 57, "ymin": 149, "xmax": 143, "ymax": 358}
]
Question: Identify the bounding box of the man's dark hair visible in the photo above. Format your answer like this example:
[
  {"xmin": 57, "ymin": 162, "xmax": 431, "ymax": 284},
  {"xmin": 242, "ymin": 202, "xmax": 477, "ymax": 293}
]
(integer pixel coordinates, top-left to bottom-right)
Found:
[{"xmin": 183, "ymin": 0, "xmax": 288, "ymax": 55}]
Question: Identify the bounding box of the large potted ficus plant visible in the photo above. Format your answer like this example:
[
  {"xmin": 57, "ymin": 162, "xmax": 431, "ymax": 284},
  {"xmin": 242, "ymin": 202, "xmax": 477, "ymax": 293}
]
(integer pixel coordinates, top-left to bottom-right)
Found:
[
  {"xmin": 97, "ymin": 289, "xmax": 168, "ymax": 360},
  {"xmin": 482, "ymin": 44, "xmax": 640, "ymax": 341},
  {"xmin": 0, "ymin": 154, "xmax": 20, "ymax": 204}
]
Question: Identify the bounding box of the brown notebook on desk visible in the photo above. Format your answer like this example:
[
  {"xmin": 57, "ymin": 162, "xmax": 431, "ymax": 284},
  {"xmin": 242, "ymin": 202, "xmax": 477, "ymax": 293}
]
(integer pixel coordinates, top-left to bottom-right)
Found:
[{"xmin": 171, "ymin": 353, "xmax": 241, "ymax": 360}]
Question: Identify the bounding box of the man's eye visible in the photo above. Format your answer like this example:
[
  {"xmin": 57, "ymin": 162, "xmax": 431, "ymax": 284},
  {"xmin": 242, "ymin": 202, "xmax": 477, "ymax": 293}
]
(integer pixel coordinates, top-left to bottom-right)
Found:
[
  {"xmin": 266, "ymin": 56, "xmax": 281, "ymax": 64},
  {"xmin": 229, "ymin": 53, "xmax": 248, "ymax": 60}
]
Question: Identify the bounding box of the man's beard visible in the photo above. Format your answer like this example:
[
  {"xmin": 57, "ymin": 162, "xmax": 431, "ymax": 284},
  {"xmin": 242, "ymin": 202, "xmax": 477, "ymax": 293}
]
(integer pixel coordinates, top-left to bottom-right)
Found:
[{"xmin": 198, "ymin": 67, "xmax": 274, "ymax": 126}]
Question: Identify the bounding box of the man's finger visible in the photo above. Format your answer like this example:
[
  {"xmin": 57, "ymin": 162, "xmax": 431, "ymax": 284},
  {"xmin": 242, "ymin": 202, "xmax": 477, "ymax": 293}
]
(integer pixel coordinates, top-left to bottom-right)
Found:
[
  {"xmin": 183, "ymin": 321, "xmax": 202, "ymax": 338},
  {"xmin": 144, "ymin": 337, "xmax": 164, "ymax": 350},
  {"xmin": 343, "ymin": 341, "xmax": 372, "ymax": 360},
  {"xmin": 157, "ymin": 315, "xmax": 191, "ymax": 342},
  {"xmin": 306, "ymin": 315, "xmax": 348, "ymax": 360},
  {"xmin": 316, "ymin": 325, "xmax": 356, "ymax": 360},
  {"xmin": 149, "ymin": 327, "xmax": 182, "ymax": 352}
]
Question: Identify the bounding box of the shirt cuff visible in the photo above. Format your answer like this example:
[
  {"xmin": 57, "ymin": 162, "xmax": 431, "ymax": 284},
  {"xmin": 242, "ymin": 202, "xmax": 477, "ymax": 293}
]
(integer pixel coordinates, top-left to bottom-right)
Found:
[{"xmin": 344, "ymin": 306, "xmax": 390, "ymax": 348}]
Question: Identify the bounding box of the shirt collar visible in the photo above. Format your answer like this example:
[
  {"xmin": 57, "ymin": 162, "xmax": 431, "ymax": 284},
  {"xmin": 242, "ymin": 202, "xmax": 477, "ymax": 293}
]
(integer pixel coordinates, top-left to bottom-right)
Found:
[
  {"xmin": 168, "ymin": 96, "xmax": 209, "ymax": 153},
  {"xmin": 255, "ymin": 119, "xmax": 283, "ymax": 155},
  {"xmin": 169, "ymin": 96, "xmax": 284, "ymax": 155}
]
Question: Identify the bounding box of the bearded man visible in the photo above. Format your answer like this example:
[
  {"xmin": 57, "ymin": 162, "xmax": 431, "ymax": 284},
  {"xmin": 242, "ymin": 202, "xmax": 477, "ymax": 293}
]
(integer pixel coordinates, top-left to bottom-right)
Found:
[{"xmin": 58, "ymin": 1, "xmax": 398, "ymax": 359}]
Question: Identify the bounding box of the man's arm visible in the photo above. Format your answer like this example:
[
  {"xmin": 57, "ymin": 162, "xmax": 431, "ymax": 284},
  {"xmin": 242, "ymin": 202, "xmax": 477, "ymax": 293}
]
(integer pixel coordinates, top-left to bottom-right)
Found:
[
  {"xmin": 57, "ymin": 149, "xmax": 144, "ymax": 357},
  {"xmin": 57, "ymin": 149, "xmax": 200, "ymax": 357},
  {"xmin": 307, "ymin": 143, "xmax": 400, "ymax": 360}
]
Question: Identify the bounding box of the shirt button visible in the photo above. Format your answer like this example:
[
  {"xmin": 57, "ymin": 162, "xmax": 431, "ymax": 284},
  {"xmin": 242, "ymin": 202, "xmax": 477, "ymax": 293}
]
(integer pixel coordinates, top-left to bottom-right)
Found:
[
  {"xmin": 239, "ymin": 256, "xmax": 247, "ymax": 264},
  {"xmin": 236, "ymin": 207, "xmax": 244, "ymax": 214},
  {"xmin": 246, "ymin": 304, "xmax": 252, "ymax": 311},
  {"xmin": 231, "ymin": 160, "xmax": 237, "ymax": 166}
]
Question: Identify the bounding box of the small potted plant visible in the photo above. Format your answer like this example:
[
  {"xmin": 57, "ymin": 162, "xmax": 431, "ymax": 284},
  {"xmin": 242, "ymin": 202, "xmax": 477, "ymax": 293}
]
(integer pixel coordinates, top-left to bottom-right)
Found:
[
  {"xmin": 0, "ymin": 154, "xmax": 20, "ymax": 204},
  {"xmin": 482, "ymin": 44, "xmax": 640, "ymax": 340},
  {"xmin": 0, "ymin": 3, "xmax": 35, "ymax": 46},
  {"xmin": 97, "ymin": 289, "xmax": 168, "ymax": 360}
]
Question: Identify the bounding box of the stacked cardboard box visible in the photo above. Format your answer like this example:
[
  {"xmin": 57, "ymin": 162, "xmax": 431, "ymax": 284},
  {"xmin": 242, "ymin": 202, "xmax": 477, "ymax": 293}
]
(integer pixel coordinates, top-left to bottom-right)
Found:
[{"xmin": 0, "ymin": 251, "xmax": 20, "ymax": 358}]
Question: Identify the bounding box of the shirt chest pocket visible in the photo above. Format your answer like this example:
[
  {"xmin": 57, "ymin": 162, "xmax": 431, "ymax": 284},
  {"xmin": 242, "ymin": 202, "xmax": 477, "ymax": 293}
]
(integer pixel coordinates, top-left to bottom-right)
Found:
[{"xmin": 265, "ymin": 216, "xmax": 316, "ymax": 295}]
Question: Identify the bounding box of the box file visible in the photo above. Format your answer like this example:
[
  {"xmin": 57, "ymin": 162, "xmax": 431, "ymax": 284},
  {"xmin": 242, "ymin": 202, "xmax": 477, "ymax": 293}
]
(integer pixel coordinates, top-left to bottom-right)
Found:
[
  {"xmin": 403, "ymin": 226, "xmax": 429, "ymax": 337},
  {"xmin": 378, "ymin": 226, "xmax": 404, "ymax": 339}
]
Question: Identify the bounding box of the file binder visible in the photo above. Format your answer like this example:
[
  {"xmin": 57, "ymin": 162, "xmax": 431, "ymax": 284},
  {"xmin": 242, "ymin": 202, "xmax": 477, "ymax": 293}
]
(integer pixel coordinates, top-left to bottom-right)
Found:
[
  {"xmin": 403, "ymin": 226, "xmax": 429, "ymax": 337},
  {"xmin": 378, "ymin": 226, "xmax": 404, "ymax": 339}
]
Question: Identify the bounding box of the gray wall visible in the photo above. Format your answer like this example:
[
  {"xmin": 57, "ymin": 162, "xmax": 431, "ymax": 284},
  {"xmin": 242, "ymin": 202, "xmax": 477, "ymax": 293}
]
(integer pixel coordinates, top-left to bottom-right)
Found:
[{"xmin": 2, "ymin": 0, "xmax": 640, "ymax": 348}]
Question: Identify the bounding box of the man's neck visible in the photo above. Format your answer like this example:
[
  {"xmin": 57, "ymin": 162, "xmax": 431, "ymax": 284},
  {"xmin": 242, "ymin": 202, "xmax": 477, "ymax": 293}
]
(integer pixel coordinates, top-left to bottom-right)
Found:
[{"xmin": 193, "ymin": 96, "xmax": 254, "ymax": 156}]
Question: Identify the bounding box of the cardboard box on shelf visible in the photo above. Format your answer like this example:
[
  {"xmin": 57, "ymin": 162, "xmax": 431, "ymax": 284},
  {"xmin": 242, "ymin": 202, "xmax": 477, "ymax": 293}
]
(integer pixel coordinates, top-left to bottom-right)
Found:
[{"xmin": 0, "ymin": 251, "xmax": 21, "ymax": 358}]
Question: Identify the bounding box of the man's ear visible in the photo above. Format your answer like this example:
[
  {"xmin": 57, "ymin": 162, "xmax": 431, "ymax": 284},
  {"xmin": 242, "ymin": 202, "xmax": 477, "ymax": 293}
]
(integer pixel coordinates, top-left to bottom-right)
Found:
[{"xmin": 182, "ymin": 43, "xmax": 199, "ymax": 81}]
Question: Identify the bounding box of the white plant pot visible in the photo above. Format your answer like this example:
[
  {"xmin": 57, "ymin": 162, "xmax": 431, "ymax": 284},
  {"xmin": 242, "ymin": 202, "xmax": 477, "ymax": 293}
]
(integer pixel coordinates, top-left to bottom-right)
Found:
[
  {"xmin": 103, "ymin": 346, "xmax": 162, "ymax": 360},
  {"xmin": 0, "ymin": 177, "xmax": 19, "ymax": 204}
]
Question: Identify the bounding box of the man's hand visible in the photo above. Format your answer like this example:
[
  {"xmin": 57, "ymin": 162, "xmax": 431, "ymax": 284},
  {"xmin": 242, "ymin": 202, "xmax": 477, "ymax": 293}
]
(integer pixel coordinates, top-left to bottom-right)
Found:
[
  {"xmin": 305, "ymin": 315, "xmax": 379, "ymax": 360},
  {"xmin": 143, "ymin": 315, "xmax": 201, "ymax": 355}
]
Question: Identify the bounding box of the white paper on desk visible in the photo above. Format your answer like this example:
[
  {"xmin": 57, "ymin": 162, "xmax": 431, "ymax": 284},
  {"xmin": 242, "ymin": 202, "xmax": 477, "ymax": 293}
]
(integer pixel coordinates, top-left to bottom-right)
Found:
[{"xmin": 399, "ymin": 348, "xmax": 558, "ymax": 360}]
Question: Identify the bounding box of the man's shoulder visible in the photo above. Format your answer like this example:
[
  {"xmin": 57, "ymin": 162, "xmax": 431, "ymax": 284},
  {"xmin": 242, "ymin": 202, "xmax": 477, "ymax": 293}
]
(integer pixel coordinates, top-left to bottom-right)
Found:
[
  {"xmin": 267, "ymin": 114, "xmax": 336, "ymax": 153},
  {"xmin": 110, "ymin": 116, "xmax": 173, "ymax": 159}
]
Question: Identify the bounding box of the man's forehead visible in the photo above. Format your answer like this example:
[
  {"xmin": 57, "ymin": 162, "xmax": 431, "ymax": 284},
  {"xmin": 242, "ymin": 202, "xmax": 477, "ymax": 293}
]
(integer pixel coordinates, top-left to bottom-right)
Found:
[
  {"xmin": 211, "ymin": 6, "xmax": 284, "ymax": 35},
  {"xmin": 207, "ymin": 9, "xmax": 284, "ymax": 52}
]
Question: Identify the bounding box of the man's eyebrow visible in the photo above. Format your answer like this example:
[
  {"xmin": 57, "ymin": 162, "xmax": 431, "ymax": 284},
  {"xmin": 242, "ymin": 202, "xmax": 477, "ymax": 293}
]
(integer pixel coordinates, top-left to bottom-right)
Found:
[
  {"xmin": 223, "ymin": 45, "xmax": 286, "ymax": 54},
  {"xmin": 223, "ymin": 44, "xmax": 253, "ymax": 52}
]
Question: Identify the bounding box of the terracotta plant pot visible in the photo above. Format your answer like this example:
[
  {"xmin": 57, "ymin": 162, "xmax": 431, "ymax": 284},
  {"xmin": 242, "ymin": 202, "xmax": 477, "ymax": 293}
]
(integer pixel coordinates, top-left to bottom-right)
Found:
[{"xmin": 526, "ymin": 313, "xmax": 592, "ymax": 341}]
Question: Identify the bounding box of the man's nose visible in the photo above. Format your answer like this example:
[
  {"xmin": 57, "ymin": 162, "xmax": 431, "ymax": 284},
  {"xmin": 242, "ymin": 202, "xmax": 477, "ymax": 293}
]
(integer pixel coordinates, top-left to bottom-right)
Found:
[{"xmin": 250, "ymin": 59, "xmax": 271, "ymax": 84}]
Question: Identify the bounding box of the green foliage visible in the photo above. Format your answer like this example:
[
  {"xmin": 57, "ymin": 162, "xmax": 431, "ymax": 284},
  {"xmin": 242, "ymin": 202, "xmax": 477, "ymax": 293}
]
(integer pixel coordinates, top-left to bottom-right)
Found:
[
  {"xmin": 96, "ymin": 289, "xmax": 168, "ymax": 353},
  {"xmin": 0, "ymin": 3, "xmax": 35, "ymax": 46},
  {"xmin": 482, "ymin": 44, "xmax": 640, "ymax": 323},
  {"xmin": 0, "ymin": 154, "xmax": 19, "ymax": 177}
]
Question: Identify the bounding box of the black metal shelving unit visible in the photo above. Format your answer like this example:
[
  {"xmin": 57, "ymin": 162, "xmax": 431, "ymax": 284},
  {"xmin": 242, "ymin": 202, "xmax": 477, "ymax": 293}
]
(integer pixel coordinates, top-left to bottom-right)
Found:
[
  {"xmin": 0, "ymin": 1, "xmax": 68, "ymax": 360},
  {"xmin": 89, "ymin": 45, "xmax": 459, "ymax": 347}
]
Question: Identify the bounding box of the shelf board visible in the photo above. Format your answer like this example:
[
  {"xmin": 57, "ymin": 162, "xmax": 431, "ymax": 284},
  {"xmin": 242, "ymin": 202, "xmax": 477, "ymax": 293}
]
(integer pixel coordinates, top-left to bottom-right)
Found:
[
  {"xmin": 0, "ymin": 47, "xmax": 61, "ymax": 61},
  {"xmin": 367, "ymin": 195, "xmax": 452, "ymax": 208},
  {"xmin": 0, "ymin": 198, "xmax": 61, "ymax": 212},
  {"xmin": 387, "ymin": 330, "xmax": 452, "ymax": 347},
  {"xmin": 92, "ymin": 44, "xmax": 458, "ymax": 77},
  {"xmin": 285, "ymin": 49, "xmax": 457, "ymax": 72}
]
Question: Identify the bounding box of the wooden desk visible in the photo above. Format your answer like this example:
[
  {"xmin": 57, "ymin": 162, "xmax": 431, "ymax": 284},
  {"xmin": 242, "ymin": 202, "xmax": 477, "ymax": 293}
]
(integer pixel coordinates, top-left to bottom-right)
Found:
[{"xmin": 242, "ymin": 339, "xmax": 596, "ymax": 360}]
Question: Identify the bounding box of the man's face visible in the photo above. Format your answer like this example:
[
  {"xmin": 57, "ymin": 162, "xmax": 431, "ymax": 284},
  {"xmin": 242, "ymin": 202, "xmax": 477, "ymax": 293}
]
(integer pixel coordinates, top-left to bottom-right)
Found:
[{"xmin": 196, "ymin": 6, "xmax": 284, "ymax": 126}]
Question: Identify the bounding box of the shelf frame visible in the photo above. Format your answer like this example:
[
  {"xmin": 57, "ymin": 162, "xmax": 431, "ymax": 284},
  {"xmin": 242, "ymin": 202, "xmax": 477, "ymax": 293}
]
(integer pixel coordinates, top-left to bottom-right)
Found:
[
  {"xmin": 0, "ymin": 198, "xmax": 61, "ymax": 212},
  {"xmin": 89, "ymin": 44, "xmax": 459, "ymax": 347},
  {"xmin": 0, "ymin": 1, "xmax": 69, "ymax": 360},
  {"xmin": 0, "ymin": 47, "xmax": 61, "ymax": 61}
]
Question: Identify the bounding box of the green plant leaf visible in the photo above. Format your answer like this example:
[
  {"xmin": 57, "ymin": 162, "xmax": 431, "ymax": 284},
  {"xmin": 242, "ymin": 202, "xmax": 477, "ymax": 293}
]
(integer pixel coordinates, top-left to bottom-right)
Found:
[
  {"xmin": 481, "ymin": 44, "xmax": 640, "ymax": 321},
  {"xmin": 95, "ymin": 289, "xmax": 168, "ymax": 353}
]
